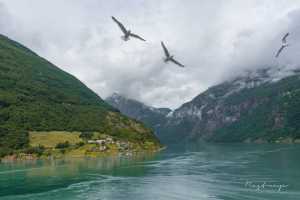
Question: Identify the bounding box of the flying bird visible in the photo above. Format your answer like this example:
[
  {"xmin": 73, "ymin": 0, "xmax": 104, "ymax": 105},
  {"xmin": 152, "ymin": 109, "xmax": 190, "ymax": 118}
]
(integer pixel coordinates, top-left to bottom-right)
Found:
[
  {"xmin": 111, "ymin": 16, "xmax": 146, "ymax": 42},
  {"xmin": 275, "ymin": 45, "xmax": 288, "ymax": 58},
  {"xmin": 275, "ymin": 32, "xmax": 290, "ymax": 58},
  {"xmin": 161, "ymin": 41, "xmax": 185, "ymax": 67},
  {"xmin": 282, "ymin": 32, "xmax": 289, "ymax": 43}
]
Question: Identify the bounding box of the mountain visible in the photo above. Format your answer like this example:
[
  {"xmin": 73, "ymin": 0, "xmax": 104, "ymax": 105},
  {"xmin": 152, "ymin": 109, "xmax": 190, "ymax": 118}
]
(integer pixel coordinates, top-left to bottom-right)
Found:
[
  {"xmin": 106, "ymin": 93, "xmax": 171, "ymax": 135},
  {"xmin": 163, "ymin": 68, "xmax": 300, "ymax": 143},
  {"xmin": 0, "ymin": 34, "xmax": 160, "ymax": 156},
  {"xmin": 107, "ymin": 68, "xmax": 300, "ymax": 144}
]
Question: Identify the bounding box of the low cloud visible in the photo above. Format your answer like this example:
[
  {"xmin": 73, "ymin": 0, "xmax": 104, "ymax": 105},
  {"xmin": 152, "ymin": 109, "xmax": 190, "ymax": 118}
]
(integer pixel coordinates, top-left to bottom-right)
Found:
[{"xmin": 0, "ymin": 0, "xmax": 300, "ymax": 109}]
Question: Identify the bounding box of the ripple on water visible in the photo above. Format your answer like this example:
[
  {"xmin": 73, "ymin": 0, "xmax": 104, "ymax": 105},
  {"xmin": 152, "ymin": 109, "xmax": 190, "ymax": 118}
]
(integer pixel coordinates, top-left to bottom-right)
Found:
[{"xmin": 1, "ymin": 144, "xmax": 300, "ymax": 200}]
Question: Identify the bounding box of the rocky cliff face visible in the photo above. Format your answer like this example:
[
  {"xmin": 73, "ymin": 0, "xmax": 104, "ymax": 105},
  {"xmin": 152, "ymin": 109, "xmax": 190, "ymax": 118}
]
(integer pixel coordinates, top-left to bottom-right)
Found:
[{"xmin": 163, "ymin": 67, "xmax": 300, "ymax": 142}]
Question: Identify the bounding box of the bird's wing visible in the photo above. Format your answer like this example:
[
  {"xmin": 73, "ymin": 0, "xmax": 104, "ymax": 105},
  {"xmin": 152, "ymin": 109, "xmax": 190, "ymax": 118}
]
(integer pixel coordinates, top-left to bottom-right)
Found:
[
  {"xmin": 275, "ymin": 45, "xmax": 285, "ymax": 58},
  {"xmin": 129, "ymin": 33, "xmax": 146, "ymax": 41},
  {"xmin": 161, "ymin": 42, "xmax": 170, "ymax": 57},
  {"xmin": 282, "ymin": 32, "xmax": 290, "ymax": 43},
  {"xmin": 111, "ymin": 16, "xmax": 127, "ymax": 34},
  {"xmin": 170, "ymin": 57, "xmax": 185, "ymax": 67}
]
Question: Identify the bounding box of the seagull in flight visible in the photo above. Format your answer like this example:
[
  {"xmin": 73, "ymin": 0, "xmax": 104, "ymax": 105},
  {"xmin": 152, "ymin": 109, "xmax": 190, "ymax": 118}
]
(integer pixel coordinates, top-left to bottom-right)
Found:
[
  {"xmin": 111, "ymin": 16, "xmax": 146, "ymax": 42},
  {"xmin": 161, "ymin": 41, "xmax": 185, "ymax": 67},
  {"xmin": 282, "ymin": 32, "xmax": 289, "ymax": 43},
  {"xmin": 275, "ymin": 32, "xmax": 290, "ymax": 58}
]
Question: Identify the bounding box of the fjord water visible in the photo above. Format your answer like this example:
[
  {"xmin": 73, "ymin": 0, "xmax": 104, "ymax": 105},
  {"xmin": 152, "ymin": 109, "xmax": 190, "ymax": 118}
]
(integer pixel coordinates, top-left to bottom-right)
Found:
[{"xmin": 1, "ymin": 143, "xmax": 300, "ymax": 200}]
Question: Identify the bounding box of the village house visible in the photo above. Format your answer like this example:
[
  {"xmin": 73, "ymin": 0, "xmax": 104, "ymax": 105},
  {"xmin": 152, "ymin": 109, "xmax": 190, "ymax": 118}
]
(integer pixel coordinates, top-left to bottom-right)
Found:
[{"xmin": 87, "ymin": 139, "xmax": 106, "ymax": 145}]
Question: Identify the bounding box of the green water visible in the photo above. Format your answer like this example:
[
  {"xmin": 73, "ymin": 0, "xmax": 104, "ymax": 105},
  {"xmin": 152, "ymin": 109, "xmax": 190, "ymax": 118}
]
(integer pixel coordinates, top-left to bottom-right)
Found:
[{"xmin": 0, "ymin": 143, "xmax": 300, "ymax": 200}]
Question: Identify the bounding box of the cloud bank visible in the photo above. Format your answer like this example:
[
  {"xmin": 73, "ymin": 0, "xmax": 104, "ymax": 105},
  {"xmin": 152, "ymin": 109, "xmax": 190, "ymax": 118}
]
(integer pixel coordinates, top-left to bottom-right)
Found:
[{"xmin": 0, "ymin": 0, "xmax": 300, "ymax": 108}]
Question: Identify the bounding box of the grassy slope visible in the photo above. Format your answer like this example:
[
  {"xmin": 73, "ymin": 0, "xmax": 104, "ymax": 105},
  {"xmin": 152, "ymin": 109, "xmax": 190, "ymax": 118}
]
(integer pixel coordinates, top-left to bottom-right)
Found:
[
  {"xmin": 0, "ymin": 34, "xmax": 160, "ymax": 156},
  {"xmin": 29, "ymin": 131, "xmax": 82, "ymax": 148}
]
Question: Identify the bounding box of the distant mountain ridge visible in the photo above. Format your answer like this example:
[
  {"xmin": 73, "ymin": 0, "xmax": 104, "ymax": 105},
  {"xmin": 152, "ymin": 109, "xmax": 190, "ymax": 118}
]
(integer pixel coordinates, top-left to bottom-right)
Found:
[
  {"xmin": 106, "ymin": 93, "xmax": 171, "ymax": 135},
  {"xmin": 107, "ymin": 67, "xmax": 300, "ymax": 143}
]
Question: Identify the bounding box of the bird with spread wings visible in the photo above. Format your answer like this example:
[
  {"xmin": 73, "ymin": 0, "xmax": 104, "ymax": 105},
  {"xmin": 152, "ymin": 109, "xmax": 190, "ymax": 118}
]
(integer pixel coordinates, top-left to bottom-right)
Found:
[
  {"xmin": 161, "ymin": 41, "xmax": 185, "ymax": 67},
  {"xmin": 111, "ymin": 16, "xmax": 146, "ymax": 42},
  {"xmin": 275, "ymin": 32, "xmax": 290, "ymax": 58}
]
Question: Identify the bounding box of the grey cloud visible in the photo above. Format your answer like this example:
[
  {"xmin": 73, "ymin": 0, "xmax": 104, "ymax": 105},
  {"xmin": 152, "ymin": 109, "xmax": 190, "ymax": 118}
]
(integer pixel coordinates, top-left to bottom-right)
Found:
[{"xmin": 0, "ymin": 0, "xmax": 300, "ymax": 109}]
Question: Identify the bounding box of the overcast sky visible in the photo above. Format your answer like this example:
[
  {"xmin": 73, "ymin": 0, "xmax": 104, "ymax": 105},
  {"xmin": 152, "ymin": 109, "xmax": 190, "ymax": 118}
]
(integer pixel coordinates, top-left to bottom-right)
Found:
[{"xmin": 0, "ymin": 0, "xmax": 300, "ymax": 109}]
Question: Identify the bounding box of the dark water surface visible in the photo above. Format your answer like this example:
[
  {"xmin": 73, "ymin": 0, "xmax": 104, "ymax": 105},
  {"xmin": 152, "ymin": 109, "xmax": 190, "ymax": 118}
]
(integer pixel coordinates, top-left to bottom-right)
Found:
[{"xmin": 1, "ymin": 143, "xmax": 300, "ymax": 200}]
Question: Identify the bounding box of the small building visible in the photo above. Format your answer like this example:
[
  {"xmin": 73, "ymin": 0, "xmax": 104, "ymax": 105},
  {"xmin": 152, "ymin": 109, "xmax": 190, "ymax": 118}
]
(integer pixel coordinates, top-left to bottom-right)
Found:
[
  {"xmin": 88, "ymin": 140, "xmax": 106, "ymax": 145},
  {"xmin": 99, "ymin": 146, "xmax": 107, "ymax": 152},
  {"xmin": 96, "ymin": 140, "xmax": 106, "ymax": 145},
  {"xmin": 105, "ymin": 137, "xmax": 114, "ymax": 144}
]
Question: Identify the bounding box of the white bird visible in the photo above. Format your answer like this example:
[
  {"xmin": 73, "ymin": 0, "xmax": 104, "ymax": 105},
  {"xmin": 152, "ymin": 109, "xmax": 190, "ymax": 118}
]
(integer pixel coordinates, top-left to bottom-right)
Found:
[
  {"xmin": 161, "ymin": 41, "xmax": 185, "ymax": 67},
  {"xmin": 111, "ymin": 16, "xmax": 146, "ymax": 42},
  {"xmin": 275, "ymin": 32, "xmax": 290, "ymax": 58}
]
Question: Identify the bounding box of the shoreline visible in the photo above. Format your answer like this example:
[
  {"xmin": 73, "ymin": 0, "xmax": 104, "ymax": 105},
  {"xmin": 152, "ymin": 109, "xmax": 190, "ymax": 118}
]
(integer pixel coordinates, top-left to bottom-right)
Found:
[
  {"xmin": 0, "ymin": 131, "xmax": 164, "ymax": 163},
  {"xmin": 1, "ymin": 146, "xmax": 165, "ymax": 163}
]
